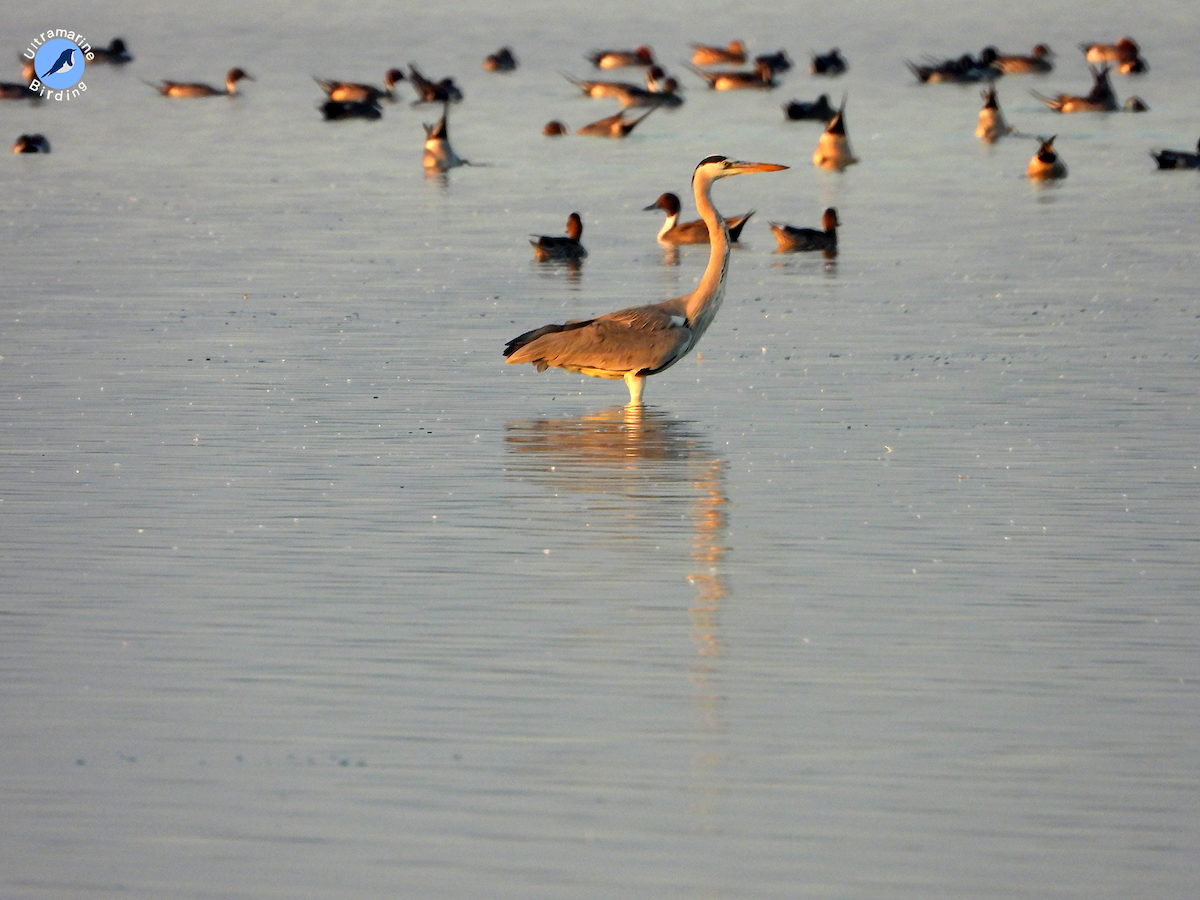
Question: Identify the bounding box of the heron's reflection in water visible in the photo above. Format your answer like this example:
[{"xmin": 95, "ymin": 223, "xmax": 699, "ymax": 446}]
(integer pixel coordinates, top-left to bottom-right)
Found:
[{"xmin": 505, "ymin": 405, "xmax": 729, "ymax": 830}]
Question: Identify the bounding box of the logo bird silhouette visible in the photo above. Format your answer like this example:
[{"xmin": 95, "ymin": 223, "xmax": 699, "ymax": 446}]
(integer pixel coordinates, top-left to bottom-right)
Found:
[{"xmin": 40, "ymin": 48, "xmax": 77, "ymax": 79}]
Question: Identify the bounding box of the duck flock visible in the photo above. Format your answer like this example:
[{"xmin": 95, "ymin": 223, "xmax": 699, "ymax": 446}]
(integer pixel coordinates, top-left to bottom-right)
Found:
[{"xmin": 5, "ymin": 32, "xmax": 1196, "ymax": 402}]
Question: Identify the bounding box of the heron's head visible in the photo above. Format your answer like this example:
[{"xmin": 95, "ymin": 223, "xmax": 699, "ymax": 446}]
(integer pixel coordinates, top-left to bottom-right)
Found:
[{"xmin": 692, "ymin": 156, "xmax": 788, "ymax": 187}]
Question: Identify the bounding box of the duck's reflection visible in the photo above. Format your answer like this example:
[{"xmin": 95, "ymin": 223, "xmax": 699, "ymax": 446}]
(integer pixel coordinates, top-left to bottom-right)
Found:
[{"xmin": 505, "ymin": 405, "xmax": 729, "ymax": 830}]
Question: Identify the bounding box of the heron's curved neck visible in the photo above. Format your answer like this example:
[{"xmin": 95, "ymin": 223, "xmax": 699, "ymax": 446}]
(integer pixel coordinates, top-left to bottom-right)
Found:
[{"xmin": 685, "ymin": 172, "xmax": 731, "ymax": 334}]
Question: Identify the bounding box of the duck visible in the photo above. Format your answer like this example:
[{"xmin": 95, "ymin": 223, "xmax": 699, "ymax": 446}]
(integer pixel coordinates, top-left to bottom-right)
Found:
[
  {"xmin": 150, "ymin": 67, "xmax": 253, "ymax": 98},
  {"xmin": 691, "ymin": 40, "xmax": 747, "ymax": 66},
  {"xmin": 408, "ymin": 63, "xmax": 462, "ymax": 103},
  {"xmin": 1031, "ymin": 64, "xmax": 1117, "ymax": 112},
  {"xmin": 1150, "ymin": 139, "xmax": 1200, "ymax": 169},
  {"xmin": 643, "ymin": 192, "xmax": 754, "ymax": 244},
  {"xmin": 315, "ymin": 69, "xmax": 404, "ymax": 104},
  {"xmin": 423, "ymin": 105, "xmax": 467, "ymax": 172},
  {"xmin": 908, "ymin": 47, "xmax": 1001, "ymax": 83},
  {"xmin": 755, "ymin": 50, "xmax": 793, "ymax": 75},
  {"xmin": 576, "ymin": 106, "xmax": 656, "ymax": 137},
  {"xmin": 1027, "ymin": 135, "xmax": 1067, "ymax": 180},
  {"xmin": 0, "ymin": 80, "xmax": 35, "ymax": 100},
  {"xmin": 976, "ymin": 85, "xmax": 1013, "ymax": 143},
  {"xmin": 564, "ymin": 73, "xmax": 682, "ymax": 109},
  {"xmin": 320, "ymin": 99, "xmax": 382, "ymax": 120},
  {"xmin": 813, "ymin": 100, "xmax": 858, "ymax": 170},
  {"xmin": 12, "ymin": 133, "xmax": 50, "ymax": 153},
  {"xmin": 531, "ymin": 212, "xmax": 587, "ymax": 261},
  {"xmin": 1081, "ymin": 37, "xmax": 1147, "ymax": 74},
  {"xmin": 483, "ymin": 47, "xmax": 517, "ymax": 72},
  {"xmin": 687, "ymin": 59, "xmax": 777, "ymax": 90},
  {"xmin": 994, "ymin": 44, "xmax": 1053, "ymax": 75},
  {"xmin": 770, "ymin": 207, "xmax": 839, "ymax": 253},
  {"xmin": 543, "ymin": 120, "xmax": 568, "ymax": 136},
  {"xmin": 810, "ymin": 48, "xmax": 847, "ymax": 76},
  {"xmin": 587, "ymin": 46, "xmax": 654, "ymax": 69},
  {"xmin": 1125, "ymin": 96, "xmax": 1150, "ymax": 112},
  {"xmin": 87, "ymin": 38, "xmax": 133, "ymax": 65},
  {"xmin": 783, "ymin": 93, "xmax": 837, "ymax": 122}
]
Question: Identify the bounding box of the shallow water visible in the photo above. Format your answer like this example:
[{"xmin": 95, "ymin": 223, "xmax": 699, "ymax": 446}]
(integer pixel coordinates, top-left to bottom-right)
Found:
[{"xmin": 2, "ymin": 1, "xmax": 1198, "ymax": 898}]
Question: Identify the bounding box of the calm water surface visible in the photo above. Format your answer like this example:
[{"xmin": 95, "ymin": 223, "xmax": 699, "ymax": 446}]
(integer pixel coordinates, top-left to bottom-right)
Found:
[{"xmin": 2, "ymin": 1, "xmax": 1198, "ymax": 898}]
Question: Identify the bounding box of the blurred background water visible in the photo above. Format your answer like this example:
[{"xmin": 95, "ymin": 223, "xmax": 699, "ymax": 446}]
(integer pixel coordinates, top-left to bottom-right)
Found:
[{"xmin": 2, "ymin": 1, "xmax": 1198, "ymax": 898}]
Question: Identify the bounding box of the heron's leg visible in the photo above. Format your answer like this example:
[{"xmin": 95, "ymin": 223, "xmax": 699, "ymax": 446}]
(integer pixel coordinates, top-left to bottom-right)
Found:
[{"xmin": 624, "ymin": 372, "xmax": 645, "ymax": 406}]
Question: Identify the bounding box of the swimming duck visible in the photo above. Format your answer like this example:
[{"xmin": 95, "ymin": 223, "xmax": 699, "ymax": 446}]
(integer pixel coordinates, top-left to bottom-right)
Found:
[
  {"xmin": 810, "ymin": 48, "xmax": 847, "ymax": 76},
  {"xmin": 321, "ymin": 99, "xmax": 382, "ymax": 120},
  {"xmin": 483, "ymin": 47, "xmax": 517, "ymax": 72},
  {"xmin": 1031, "ymin": 64, "xmax": 1117, "ymax": 112},
  {"xmin": 12, "ymin": 133, "xmax": 50, "ymax": 153},
  {"xmin": 643, "ymin": 192, "xmax": 754, "ymax": 244},
  {"xmin": 1027, "ymin": 135, "xmax": 1067, "ymax": 180},
  {"xmin": 1124, "ymin": 96, "xmax": 1149, "ymax": 112},
  {"xmin": 687, "ymin": 59, "xmax": 777, "ymax": 90},
  {"xmin": 0, "ymin": 79, "xmax": 35, "ymax": 100},
  {"xmin": 783, "ymin": 93, "xmax": 837, "ymax": 122},
  {"xmin": 908, "ymin": 47, "xmax": 1001, "ymax": 83},
  {"xmin": 1080, "ymin": 37, "xmax": 1147, "ymax": 74},
  {"xmin": 576, "ymin": 106, "xmax": 656, "ymax": 137},
  {"xmin": 976, "ymin": 85, "xmax": 1013, "ymax": 143},
  {"xmin": 543, "ymin": 120, "xmax": 568, "ymax": 136},
  {"xmin": 587, "ymin": 46, "xmax": 655, "ymax": 69},
  {"xmin": 564, "ymin": 73, "xmax": 682, "ymax": 108},
  {"xmin": 531, "ymin": 212, "xmax": 587, "ymax": 261},
  {"xmin": 1150, "ymin": 139, "xmax": 1200, "ymax": 169},
  {"xmin": 315, "ymin": 69, "xmax": 404, "ymax": 104},
  {"xmin": 813, "ymin": 101, "xmax": 858, "ymax": 170},
  {"xmin": 408, "ymin": 63, "xmax": 462, "ymax": 104},
  {"xmin": 88, "ymin": 38, "xmax": 133, "ymax": 65},
  {"xmin": 150, "ymin": 67, "xmax": 253, "ymax": 98},
  {"xmin": 993, "ymin": 44, "xmax": 1053, "ymax": 75},
  {"xmin": 691, "ymin": 40, "xmax": 747, "ymax": 66},
  {"xmin": 755, "ymin": 50, "xmax": 793, "ymax": 75},
  {"xmin": 770, "ymin": 207, "xmax": 839, "ymax": 253},
  {"xmin": 423, "ymin": 105, "xmax": 467, "ymax": 172}
]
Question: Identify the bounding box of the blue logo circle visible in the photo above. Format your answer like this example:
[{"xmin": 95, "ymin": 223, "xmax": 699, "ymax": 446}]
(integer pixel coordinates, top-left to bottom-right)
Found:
[{"xmin": 35, "ymin": 38, "xmax": 85, "ymax": 89}]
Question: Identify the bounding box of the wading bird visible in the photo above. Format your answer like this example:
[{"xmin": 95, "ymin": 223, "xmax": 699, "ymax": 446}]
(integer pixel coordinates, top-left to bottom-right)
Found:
[
  {"xmin": 504, "ymin": 156, "xmax": 787, "ymax": 405},
  {"xmin": 1027, "ymin": 135, "xmax": 1067, "ymax": 180},
  {"xmin": 150, "ymin": 67, "xmax": 253, "ymax": 98},
  {"xmin": 770, "ymin": 207, "xmax": 839, "ymax": 253},
  {"xmin": 643, "ymin": 191, "xmax": 754, "ymax": 244}
]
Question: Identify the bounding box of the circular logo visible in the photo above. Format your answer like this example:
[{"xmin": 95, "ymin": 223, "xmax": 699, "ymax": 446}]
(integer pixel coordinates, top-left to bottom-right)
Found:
[{"xmin": 35, "ymin": 38, "xmax": 85, "ymax": 89}]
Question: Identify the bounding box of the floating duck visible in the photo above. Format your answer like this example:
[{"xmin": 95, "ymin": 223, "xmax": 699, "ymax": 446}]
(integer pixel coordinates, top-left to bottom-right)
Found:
[
  {"xmin": 576, "ymin": 106, "xmax": 656, "ymax": 137},
  {"xmin": 531, "ymin": 212, "xmax": 587, "ymax": 261},
  {"xmin": 315, "ymin": 69, "xmax": 404, "ymax": 104},
  {"xmin": 976, "ymin": 85, "xmax": 1013, "ymax": 143},
  {"xmin": 12, "ymin": 133, "xmax": 50, "ymax": 153},
  {"xmin": 150, "ymin": 67, "xmax": 253, "ymax": 98},
  {"xmin": 691, "ymin": 41, "xmax": 747, "ymax": 66},
  {"xmin": 810, "ymin": 48, "xmax": 847, "ymax": 76},
  {"xmin": 1081, "ymin": 37, "xmax": 1147, "ymax": 74},
  {"xmin": 770, "ymin": 207, "xmax": 839, "ymax": 253},
  {"xmin": 321, "ymin": 99, "xmax": 382, "ymax": 120},
  {"xmin": 408, "ymin": 63, "xmax": 462, "ymax": 104},
  {"xmin": 88, "ymin": 38, "xmax": 133, "ymax": 65},
  {"xmin": 1027, "ymin": 135, "xmax": 1067, "ymax": 180},
  {"xmin": 813, "ymin": 100, "xmax": 858, "ymax": 170},
  {"xmin": 543, "ymin": 120, "xmax": 568, "ymax": 136},
  {"xmin": 994, "ymin": 44, "xmax": 1053, "ymax": 75},
  {"xmin": 687, "ymin": 59, "xmax": 776, "ymax": 90},
  {"xmin": 587, "ymin": 46, "xmax": 654, "ymax": 69},
  {"xmin": 423, "ymin": 105, "xmax": 467, "ymax": 172},
  {"xmin": 1150, "ymin": 139, "xmax": 1200, "ymax": 169},
  {"xmin": 755, "ymin": 50, "xmax": 792, "ymax": 75},
  {"xmin": 643, "ymin": 192, "xmax": 754, "ymax": 244},
  {"xmin": 783, "ymin": 93, "xmax": 837, "ymax": 122},
  {"xmin": 1031, "ymin": 64, "xmax": 1117, "ymax": 112},
  {"xmin": 908, "ymin": 47, "xmax": 1001, "ymax": 83},
  {"xmin": 483, "ymin": 47, "xmax": 517, "ymax": 72}
]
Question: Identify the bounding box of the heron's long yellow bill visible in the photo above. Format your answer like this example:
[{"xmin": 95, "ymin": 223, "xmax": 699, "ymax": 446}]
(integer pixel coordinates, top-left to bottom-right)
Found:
[{"xmin": 730, "ymin": 161, "xmax": 789, "ymax": 173}]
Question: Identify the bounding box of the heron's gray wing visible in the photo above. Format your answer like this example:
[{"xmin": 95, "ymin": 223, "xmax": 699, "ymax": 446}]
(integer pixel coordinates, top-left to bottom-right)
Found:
[{"xmin": 506, "ymin": 305, "xmax": 691, "ymax": 375}]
